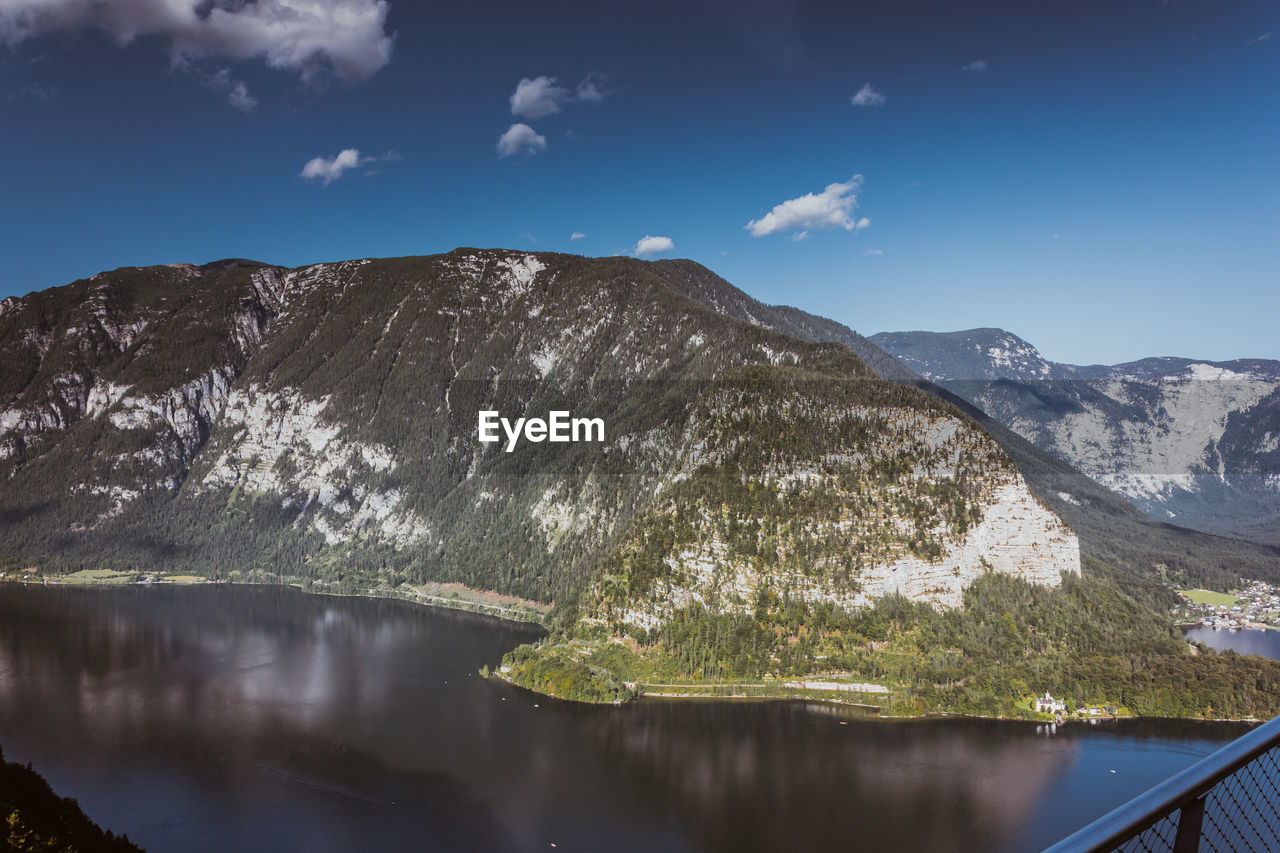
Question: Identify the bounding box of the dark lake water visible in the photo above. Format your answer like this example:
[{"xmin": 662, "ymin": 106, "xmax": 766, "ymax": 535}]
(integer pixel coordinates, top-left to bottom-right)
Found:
[{"xmin": 0, "ymin": 585, "xmax": 1259, "ymax": 852}]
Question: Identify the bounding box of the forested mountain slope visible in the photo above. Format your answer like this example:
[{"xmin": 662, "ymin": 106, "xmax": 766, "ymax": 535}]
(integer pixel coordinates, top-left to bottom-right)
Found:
[
  {"xmin": 4, "ymin": 250, "xmax": 1278, "ymax": 716},
  {"xmin": 1, "ymin": 251, "xmax": 1072, "ymax": 607}
]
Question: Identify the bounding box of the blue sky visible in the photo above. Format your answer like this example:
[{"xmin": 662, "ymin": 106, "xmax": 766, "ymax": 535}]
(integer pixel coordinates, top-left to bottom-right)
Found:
[{"xmin": 1, "ymin": 0, "xmax": 1276, "ymax": 365}]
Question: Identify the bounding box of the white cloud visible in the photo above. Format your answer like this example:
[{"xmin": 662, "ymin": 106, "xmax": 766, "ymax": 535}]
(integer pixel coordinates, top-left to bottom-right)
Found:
[
  {"xmin": 497, "ymin": 123, "xmax": 547, "ymax": 158},
  {"xmin": 850, "ymin": 83, "xmax": 886, "ymax": 107},
  {"xmin": 633, "ymin": 235, "xmax": 674, "ymax": 257},
  {"xmin": 576, "ymin": 71, "xmax": 608, "ymax": 103},
  {"xmin": 0, "ymin": 0, "xmax": 394, "ymax": 83},
  {"xmin": 961, "ymin": 59, "xmax": 988, "ymax": 73},
  {"xmin": 509, "ymin": 72, "xmax": 610, "ymax": 120},
  {"xmin": 570, "ymin": 232, "xmax": 586, "ymax": 241},
  {"xmin": 746, "ymin": 176, "xmax": 868, "ymax": 238},
  {"xmin": 1247, "ymin": 32, "xmax": 1272, "ymax": 45},
  {"xmin": 862, "ymin": 248, "xmax": 883, "ymax": 256},
  {"xmin": 298, "ymin": 148, "xmax": 395, "ymax": 185},
  {"xmin": 510, "ymin": 76, "xmax": 570, "ymax": 119},
  {"xmin": 301, "ymin": 148, "xmax": 361, "ymax": 185}
]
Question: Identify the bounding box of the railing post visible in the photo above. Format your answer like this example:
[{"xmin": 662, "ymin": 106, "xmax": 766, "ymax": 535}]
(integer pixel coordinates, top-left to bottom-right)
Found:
[{"xmin": 1173, "ymin": 796, "xmax": 1205, "ymax": 853}]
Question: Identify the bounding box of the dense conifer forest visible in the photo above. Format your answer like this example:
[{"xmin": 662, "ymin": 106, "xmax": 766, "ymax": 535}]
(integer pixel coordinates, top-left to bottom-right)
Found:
[{"xmin": 1, "ymin": 746, "xmax": 143, "ymax": 852}]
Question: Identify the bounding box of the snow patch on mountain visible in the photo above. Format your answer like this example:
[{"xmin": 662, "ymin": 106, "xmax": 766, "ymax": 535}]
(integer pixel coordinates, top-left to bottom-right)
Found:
[
  {"xmin": 531, "ymin": 344, "xmax": 559, "ymax": 377},
  {"xmin": 1187, "ymin": 363, "xmax": 1252, "ymax": 382},
  {"xmin": 499, "ymin": 254, "xmax": 546, "ymax": 295}
]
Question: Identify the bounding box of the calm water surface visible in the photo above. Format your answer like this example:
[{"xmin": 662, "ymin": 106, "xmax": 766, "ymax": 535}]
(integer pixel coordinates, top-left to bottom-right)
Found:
[
  {"xmin": 0, "ymin": 585, "xmax": 1258, "ymax": 852},
  {"xmin": 1186, "ymin": 626, "xmax": 1280, "ymax": 658}
]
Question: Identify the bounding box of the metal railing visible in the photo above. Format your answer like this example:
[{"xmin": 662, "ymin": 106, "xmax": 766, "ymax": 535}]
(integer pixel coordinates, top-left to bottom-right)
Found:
[{"xmin": 1044, "ymin": 714, "xmax": 1280, "ymax": 852}]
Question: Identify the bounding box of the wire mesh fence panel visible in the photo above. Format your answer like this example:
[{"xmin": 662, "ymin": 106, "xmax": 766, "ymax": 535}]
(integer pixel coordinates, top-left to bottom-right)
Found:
[
  {"xmin": 1046, "ymin": 719, "xmax": 1280, "ymax": 853},
  {"xmin": 1199, "ymin": 746, "xmax": 1280, "ymax": 853},
  {"xmin": 1095, "ymin": 746, "xmax": 1280, "ymax": 853},
  {"xmin": 1111, "ymin": 810, "xmax": 1180, "ymax": 853}
]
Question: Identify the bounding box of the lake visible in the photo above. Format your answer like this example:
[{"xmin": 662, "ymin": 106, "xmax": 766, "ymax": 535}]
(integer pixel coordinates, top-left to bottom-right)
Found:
[
  {"xmin": 0, "ymin": 585, "xmax": 1259, "ymax": 852},
  {"xmin": 1186, "ymin": 625, "xmax": 1280, "ymax": 658}
]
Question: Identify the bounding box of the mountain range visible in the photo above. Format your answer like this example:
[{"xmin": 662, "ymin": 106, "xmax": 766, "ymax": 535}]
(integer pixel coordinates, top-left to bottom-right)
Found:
[
  {"xmin": 3, "ymin": 251, "xmax": 1278, "ymax": 715},
  {"xmin": 871, "ymin": 328, "xmax": 1280, "ymax": 547},
  {"xmin": 0, "ymin": 253, "xmax": 1065, "ymax": 600}
]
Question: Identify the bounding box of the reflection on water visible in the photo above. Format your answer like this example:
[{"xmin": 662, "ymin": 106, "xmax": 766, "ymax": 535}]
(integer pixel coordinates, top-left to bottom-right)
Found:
[
  {"xmin": 582, "ymin": 702, "xmax": 1074, "ymax": 852},
  {"xmin": 0, "ymin": 585, "xmax": 1253, "ymax": 852},
  {"xmin": 1186, "ymin": 626, "xmax": 1280, "ymax": 659}
]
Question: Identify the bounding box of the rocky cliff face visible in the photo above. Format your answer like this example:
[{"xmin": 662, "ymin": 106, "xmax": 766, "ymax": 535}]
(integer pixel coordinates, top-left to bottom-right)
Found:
[
  {"xmin": 0, "ymin": 251, "xmax": 1082, "ymax": 629},
  {"xmin": 871, "ymin": 328, "xmax": 1280, "ymax": 545},
  {"xmin": 555, "ymin": 368, "xmax": 1083, "ymax": 652},
  {"xmin": 860, "ymin": 480, "xmax": 1079, "ymax": 607},
  {"xmin": 0, "ymin": 262, "xmax": 287, "ymax": 528}
]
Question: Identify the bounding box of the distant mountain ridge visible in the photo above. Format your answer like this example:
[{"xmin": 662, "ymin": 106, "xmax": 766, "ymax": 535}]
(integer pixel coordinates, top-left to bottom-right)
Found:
[
  {"xmin": 668, "ymin": 292, "xmax": 1278, "ymax": 588},
  {"xmin": 871, "ymin": 328, "xmax": 1280, "ymax": 545}
]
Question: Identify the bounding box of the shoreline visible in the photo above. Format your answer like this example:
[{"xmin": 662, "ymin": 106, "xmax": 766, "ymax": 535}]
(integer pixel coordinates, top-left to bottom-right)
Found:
[
  {"xmin": 0, "ymin": 575, "xmax": 552, "ymax": 627},
  {"xmin": 6, "ymin": 578, "xmax": 1270, "ymax": 726},
  {"xmin": 1182, "ymin": 621, "xmax": 1280, "ymax": 633},
  {"xmin": 488, "ymin": 671, "xmax": 1264, "ymax": 725}
]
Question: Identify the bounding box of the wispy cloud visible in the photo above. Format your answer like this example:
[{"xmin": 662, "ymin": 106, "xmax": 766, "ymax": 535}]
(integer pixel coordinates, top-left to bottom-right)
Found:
[
  {"xmin": 8, "ymin": 80, "xmax": 57, "ymax": 102},
  {"xmin": 301, "ymin": 149, "xmax": 361, "ymax": 185},
  {"xmin": 862, "ymin": 248, "xmax": 883, "ymax": 256},
  {"xmin": 961, "ymin": 59, "xmax": 989, "ymax": 73},
  {"xmin": 746, "ymin": 176, "xmax": 869, "ymax": 238},
  {"xmin": 510, "ymin": 72, "xmax": 610, "ymax": 119},
  {"xmin": 575, "ymin": 71, "xmax": 610, "ymax": 103},
  {"xmin": 496, "ymin": 123, "xmax": 547, "ymax": 158},
  {"xmin": 300, "ymin": 148, "xmax": 400, "ymax": 185},
  {"xmin": 0, "ymin": 0, "xmax": 395, "ymax": 84},
  {"xmin": 633, "ymin": 235, "xmax": 674, "ymax": 257},
  {"xmin": 850, "ymin": 83, "xmax": 886, "ymax": 107},
  {"xmin": 226, "ymin": 80, "xmax": 256, "ymax": 111},
  {"xmin": 205, "ymin": 67, "xmax": 256, "ymax": 112},
  {"xmin": 510, "ymin": 76, "xmax": 570, "ymax": 119},
  {"xmin": 1247, "ymin": 32, "xmax": 1272, "ymax": 46},
  {"xmin": 570, "ymin": 232, "xmax": 587, "ymax": 241}
]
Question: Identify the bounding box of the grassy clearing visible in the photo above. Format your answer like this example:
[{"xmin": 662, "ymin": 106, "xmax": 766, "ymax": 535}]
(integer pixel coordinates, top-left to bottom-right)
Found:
[
  {"xmin": 1182, "ymin": 589, "xmax": 1241, "ymax": 607},
  {"xmin": 60, "ymin": 569, "xmax": 136, "ymax": 585},
  {"xmin": 403, "ymin": 582, "xmax": 551, "ymax": 623}
]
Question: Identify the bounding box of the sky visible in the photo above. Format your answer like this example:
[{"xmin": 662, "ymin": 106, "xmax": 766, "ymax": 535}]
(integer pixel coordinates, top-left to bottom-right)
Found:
[{"xmin": 0, "ymin": 0, "xmax": 1276, "ymax": 366}]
